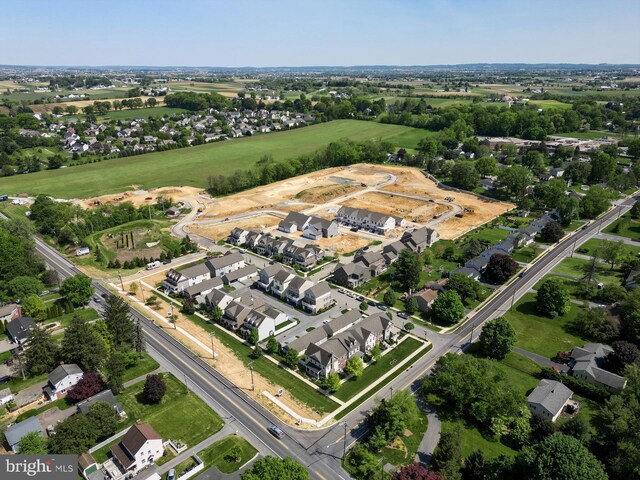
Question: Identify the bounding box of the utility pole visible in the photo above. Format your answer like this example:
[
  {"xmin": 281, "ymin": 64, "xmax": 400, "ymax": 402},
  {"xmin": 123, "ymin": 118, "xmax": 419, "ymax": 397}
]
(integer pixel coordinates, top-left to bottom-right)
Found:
[
  {"xmin": 390, "ymin": 386, "xmax": 393, "ymax": 398},
  {"xmin": 118, "ymin": 271, "xmax": 124, "ymax": 291},
  {"xmin": 470, "ymin": 321, "xmax": 476, "ymax": 343},
  {"xmin": 510, "ymin": 285, "xmax": 517, "ymax": 311},
  {"xmin": 170, "ymin": 302, "xmax": 175, "ymax": 328},
  {"xmin": 250, "ymin": 365, "xmax": 254, "ymax": 391},
  {"xmin": 139, "ymin": 281, "xmax": 146, "ymax": 303},
  {"xmin": 210, "ymin": 331, "xmax": 216, "ymax": 360},
  {"xmin": 343, "ymin": 422, "xmax": 347, "ymax": 458}
]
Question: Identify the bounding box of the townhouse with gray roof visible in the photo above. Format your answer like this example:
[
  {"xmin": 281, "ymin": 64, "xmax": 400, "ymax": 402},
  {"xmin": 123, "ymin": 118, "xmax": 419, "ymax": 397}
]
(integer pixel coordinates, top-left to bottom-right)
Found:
[{"xmin": 336, "ymin": 206, "xmax": 406, "ymax": 235}]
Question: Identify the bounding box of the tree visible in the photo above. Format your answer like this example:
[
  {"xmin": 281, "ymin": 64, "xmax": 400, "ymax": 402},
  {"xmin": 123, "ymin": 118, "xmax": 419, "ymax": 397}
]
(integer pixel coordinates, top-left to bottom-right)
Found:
[
  {"xmin": 461, "ymin": 450, "xmax": 488, "ymax": 480},
  {"xmin": 581, "ymin": 186, "xmax": 615, "ymax": 219},
  {"xmin": 367, "ymin": 390, "xmax": 420, "ymax": 445},
  {"xmin": 359, "ymin": 301, "xmax": 368, "ymax": 311},
  {"xmin": 498, "ymin": 165, "xmax": 533, "ymax": 200},
  {"xmin": 557, "ymin": 196, "xmax": 581, "ymax": 226},
  {"xmin": 60, "ymin": 274, "xmax": 94, "ymax": 306},
  {"xmin": 517, "ymin": 433, "xmax": 607, "ymax": 480},
  {"xmin": 102, "ymin": 294, "xmax": 134, "ymax": 348},
  {"xmin": 371, "ymin": 344, "xmax": 382, "ymax": 363},
  {"xmin": 431, "ymin": 427, "xmax": 463, "ymax": 480},
  {"xmin": 143, "ymin": 374, "xmax": 167, "ymax": 403},
  {"xmin": 397, "ymin": 249, "xmax": 423, "ymax": 292},
  {"xmin": 248, "ymin": 327, "xmax": 260, "ymax": 345},
  {"xmin": 91, "ymin": 319, "xmax": 114, "ymax": 354},
  {"xmin": 105, "ymin": 351, "xmax": 125, "ymax": 394},
  {"xmin": 558, "ymin": 415, "xmax": 591, "ymax": 444},
  {"xmin": 6, "ymin": 276, "xmax": 44, "ymax": 300},
  {"xmin": 383, "ymin": 289, "xmax": 397, "ymax": 306},
  {"xmin": 283, "ymin": 348, "xmax": 299, "ymax": 369},
  {"xmin": 345, "ymin": 356, "xmax": 364, "ymax": 378},
  {"xmin": 451, "ymin": 162, "xmax": 480, "ymax": 191},
  {"xmin": 133, "ymin": 320, "xmax": 145, "ymax": 356},
  {"xmin": 600, "ymin": 239, "xmax": 625, "ymax": 270},
  {"xmin": 322, "ymin": 373, "xmax": 341, "ymax": 392},
  {"xmin": 240, "ymin": 456, "xmax": 309, "ymax": 480},
  {"xmin": 25, "ymin": 328, "xmax": 58, "ymax": 375},
  {"xmin": 431, "ymin": 290, "xmax": 465, "ymax": 324},
  {"xmin": 570, "ymin": 307, "xmax": 618, "ymax": 343},
  {"xmin": 67, "ymin": 372, "xmax": 106, "ymax": 403},
  {"xmin": 536, "ymin": 279, "xmax": 570, "ymax": 317},
  {"xmin": 17, "ymin": 431, "xmax": 48, "ymax": 454},
  {"xmin": 539, "ymin": 221, "xmax": 564, "ymax": 243},
  {"xmin": 484, "ymin": 254, "xmax": 518, "ymax": 284},
  {"xmin": 446, "ymin": 273, "xmax": 483, "ymax": 304},
  {"xmin": 49, "ymin": 414, "xmax": 97, "ymax": 454},
  {"xmin": 405, "ymin": 297, "xmax": 419, "ymax": 315},
  {"xmin": 129, "ymin": 282, "xmax": 138, "ymax": 295},
  {"xmin": 60, "ymin": 315, "xmax": 107, "ymax": 371},
  {"xmin": 475, "ymin": 157, "xmax": 498, "ymax": 177},
  {"xmin": 266, "ymin": 337, "xmax": 280, "ymax": 355},
  {"xmin": 21, "ymin": 294, "xmax": 47, "ymax": 320},
  {"xmin": 86, "ymin": 401, "xmax": 119, "ymax": 438},
  {"xmin": 479, "ymin": 317, "xmax": 516, "ymax": 360},
  {"xmin": 630, "ymin": 200, "xmax": 640, "ymax": 219},
  {"xmin": 604, "ymin": 340, "xmax": 640, "ymax": 375},
  {"xmin": 393, "ymin": 464, "xmax": 445, "ymax": 480},
  {"xmin": 210, "ymin": 305, "xmax": 223, "ymax": 322}
]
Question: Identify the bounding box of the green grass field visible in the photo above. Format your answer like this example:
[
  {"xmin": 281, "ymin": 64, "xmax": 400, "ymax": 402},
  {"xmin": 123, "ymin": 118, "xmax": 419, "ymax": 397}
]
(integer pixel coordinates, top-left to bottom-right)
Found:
[
  {"xmin": 551, "ymin": 257, "xmax": 624, "ymax": 286},
  {"xmin": 603, "ymin": 213, "xmax": 640, "ymax": 240},
  {"xmin": 528, "ymin": 100, "xmax": 573, "ymax": 110},
  {"xmin": 92, "ymin": 373, "xmax": 224, "ymax": 463},
  {"xmin": 0, "ymin": 120, "xmax": 422, "ymax": 199},
  {"xmin": 577, "ymin": 238, "xmax": 640, "ymax": 259},
  {"xmin": 197, "ymin": 435, "xmax": 258, "ymax": 474},
  {"xmin": 503, "ymin": 293, "xmax": 586, "ymax": 358}
]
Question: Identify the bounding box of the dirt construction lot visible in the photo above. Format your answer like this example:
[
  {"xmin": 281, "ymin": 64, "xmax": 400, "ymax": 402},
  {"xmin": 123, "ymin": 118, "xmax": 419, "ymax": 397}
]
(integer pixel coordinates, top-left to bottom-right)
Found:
[
  {"xmin": 189, "ymin": 214, "xmax": 282, "ymax": 241},
  {"xmin": 76, "ymin": 186, "xmax": 205, "ymax": 209},
  {"xmin": 341, "ymin": 191, "xmax": 449, "ymax": 223},
  {"xmin": 375, "ymin": 165, "xmax": 514, "ymax": 239}
]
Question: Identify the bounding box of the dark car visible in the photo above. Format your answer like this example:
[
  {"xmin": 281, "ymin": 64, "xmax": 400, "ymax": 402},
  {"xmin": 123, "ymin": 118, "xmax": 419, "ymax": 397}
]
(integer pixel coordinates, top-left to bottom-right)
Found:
[
  {"xmin": 368, "ymin": 300, "xmax": 377, "ymax": 306},
  {"xmin": 268, "ymin": 425, "xmax": 285, "ymax": 439},
  {"xmin": 350, "ymin": 227, "xmax": 359, "ymax": 232}
]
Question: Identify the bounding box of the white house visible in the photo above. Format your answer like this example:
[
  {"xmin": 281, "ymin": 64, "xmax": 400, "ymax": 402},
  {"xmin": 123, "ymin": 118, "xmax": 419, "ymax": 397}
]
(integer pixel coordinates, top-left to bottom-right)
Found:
[
  {"xmin": 44, "ymin": 364, "xmax": 84, "ymax": 400},
  {"xmin": 527, "ymin": 379, "xmax": 573, "ymax": 422},
  {"xmin": 206, "ymin": 252, "xmax": 245, "ymax": 277},
  {"xmin": 162, "ymin": 263, "xmax": 212, "ymax": 294},
  {"xmin": 239, "ymin": 305, "xmax": 287, "ymax": 341},
  {"xmin": 110, "ymin": 423, "xmax": 164, "ymax": 475}
]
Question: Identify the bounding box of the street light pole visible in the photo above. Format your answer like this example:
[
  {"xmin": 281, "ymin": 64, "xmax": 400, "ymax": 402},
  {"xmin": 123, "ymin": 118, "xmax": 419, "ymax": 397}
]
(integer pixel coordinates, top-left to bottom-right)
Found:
[
  {"xmin": 248, "ymin": 361, "xmax": 255, "ymax": 391},
  {"xmin": 343, "ymin": 422, "xmax": 347, "ymax": 458},
  {"xmin": 118, "ymin": 271, "xmax": 124, "ymax": 291},
  {"xmin": 210, "ymin": 332, "xmax": 216, "ymax": 360},
  {"xmin": 139, "ymin": 281, "xmax": 146, "ymax": 303}
]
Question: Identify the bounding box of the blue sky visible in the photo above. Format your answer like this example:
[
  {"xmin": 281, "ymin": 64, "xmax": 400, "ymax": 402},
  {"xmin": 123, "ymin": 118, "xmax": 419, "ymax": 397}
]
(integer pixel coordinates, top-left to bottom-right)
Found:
[{"xmin": 2, "ymin": 0, "xmax": 639, "ymax": 66}]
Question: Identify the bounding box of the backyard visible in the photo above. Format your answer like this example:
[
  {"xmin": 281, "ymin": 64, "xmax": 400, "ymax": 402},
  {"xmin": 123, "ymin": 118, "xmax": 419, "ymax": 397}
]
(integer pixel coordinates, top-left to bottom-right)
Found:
[{"xmin": 197, "ymin": 434, "xmax": 258, "ymax": 474}]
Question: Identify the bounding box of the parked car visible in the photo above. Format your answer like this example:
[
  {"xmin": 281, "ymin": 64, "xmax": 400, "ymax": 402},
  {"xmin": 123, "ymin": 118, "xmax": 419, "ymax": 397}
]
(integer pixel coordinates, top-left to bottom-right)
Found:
[
  {"xmin": 368, "ymin": 300, "xmax": 377, "ymax": 306},
  {"xmin": 93, "ymin": 296, "xmax": 101, "ymax": 303},
  {"xmin": 167, "ymin": 469, "xmax": 176, "ymax": 480},
  {"xmin": 338, "ymin": 289, "xmax": 346, "ymax": 294},
  {"xmin": 397, "ymin": 312, "xmax": 409, "ymax": 319},
  {"xmin": 39, "ymin": 290, "xmax": 50, "ymax": 296},
  {"xmin": 356, "ymin": 295, "xmax": 365, "ymax": 302},
  {"xmin": 268, "ymin": 425, "xmax": 285, "ymax": 439},
  {"xmin": 377, "ymin": 304, "xmax": 388, "ymax": 311},
  {"xmin": 350, "ymin": 227, "xmax": 359, "ymax": 232}
]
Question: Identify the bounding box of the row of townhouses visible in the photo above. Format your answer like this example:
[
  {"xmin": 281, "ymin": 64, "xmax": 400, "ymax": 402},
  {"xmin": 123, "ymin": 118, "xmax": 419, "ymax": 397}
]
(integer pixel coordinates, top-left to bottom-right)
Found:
[
  {"xmin": 277, "ymin": 212, "xmax": 339, "ymax": 239},
  {"xmin": 226, "ymin": 229, "xmax": 325, "ymax": 269},
  {"xmin": 335, "ymin": 206, "xmax": 408, "ymax": 235}
]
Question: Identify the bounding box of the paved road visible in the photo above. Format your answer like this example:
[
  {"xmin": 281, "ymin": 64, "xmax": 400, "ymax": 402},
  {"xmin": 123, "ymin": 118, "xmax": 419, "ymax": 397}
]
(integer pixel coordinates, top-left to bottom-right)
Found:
[{"xmin": 16, "ymin": 191, "xmax": 638, "ymax": 477}]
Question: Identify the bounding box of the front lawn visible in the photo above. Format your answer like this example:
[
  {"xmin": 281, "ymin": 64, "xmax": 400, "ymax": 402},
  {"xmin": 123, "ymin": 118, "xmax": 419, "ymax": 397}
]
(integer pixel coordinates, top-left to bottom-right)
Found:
[
  {"xmin": 122, "ymin": 353, "xmax": 160, "ymax": 382},
  {"xmin": 503, "ymin": 293, "xmax": 586, "ymax": 358},
  {"xmin": 603, "ymin": 213, "xmax": 640, "ymax": 240},
  {"xmin": 335, "ymin": 337, "xmax": 425, "ymax": 402},
  {"xmin": 92, "ymin": 373, "xmax": 224, "ymax": 463},
  {"xmin": 577, "ymin": 238, "xmax": 640, "ymax": 259},
  {"xmin": 43, "ymin": 307, "xmax": 100, "ymax": 330},
  {"xmin": 511, "ymin": 246, "xmax": 545, "ymax": 264},
  {"xmin": 197, "ymin": 434, "xmax": 258, "ymax": 474},
  {"xmin": 440, "ymin": 418, "xmax": 517, "ymax": 459},
  {"xmin": 551, "ymin": 257, "xmax": 624, "ymax": 286}
]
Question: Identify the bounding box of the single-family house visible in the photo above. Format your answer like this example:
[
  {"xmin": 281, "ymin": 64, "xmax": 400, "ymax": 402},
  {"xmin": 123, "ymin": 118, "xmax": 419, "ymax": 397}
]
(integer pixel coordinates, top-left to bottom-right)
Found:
[
  {"xmin": 44, "ymin": 364, "xmax": 84, "ymax": 400},
  {"xmin": 110, "ymin": 423, "xmax": 163, "ymax": 474},
  {"xmin": 6, "ymin": 316, "xmax": 35, "ymax": 345},
  {"xmin": 401, "ymin": 227, "xmax": 439, "ymax": 252},
  {"xmin": 301, "ymin": 282, "xmax": 333, "ymax": 313},
  {"xmin": 4, "ymin": 416, "xmax": 45, "ymax": 452},
  {"xmin": 526, "ymin": 379, "xmax": 573, "ymax": 422},
  {"xmin": 204, "ymin": 288, "xmax": 235, "ymax": 313},
  {"xmin": 451, "ymin": 267, "xmax": 481, "ymax": 281},
  {"xmin": 332, "ymin": 263, "xmax": 371, "ymax": 288},
  {"xmin": 278, "ymin": 212, "xmax": 312, "ymax": 233},
  {"xmin": 411, "ymin": 289, "xmax": 440, "ymax": 313},
  {"xmin": 77, "ymin": 389, "xmax": 125, "ymax": 417},
  {"xmin": 0, "ymin": 303, "xmax": 22, "ymax": 324},
  {"xmin": 221, "ymin": 301, "xmax": 255, "ymax": 330},
  {"xmin": 569, "ymin": 343, "xmax": 627, "ymax": 392},
  {"xmin": 465, "ymin": 257, "xmax": 489, "ymax": 274},
  {"xmin": 271, "ymin": 269, "xmax": 296, "ymax": 297},
  {"xmin": 257, "ymin": 264, "xmax": 284, "ymax": 290},
  {"xmin": 302, "ymin": 217, "xmax": 339, "ymax": 239},
  {"xmin": 354, "ymin": 252, "xmax": 387, "ymax": 276},
  {"xmin": 239, "ymin": 305, "xmax": 287, "ymax": 341}
]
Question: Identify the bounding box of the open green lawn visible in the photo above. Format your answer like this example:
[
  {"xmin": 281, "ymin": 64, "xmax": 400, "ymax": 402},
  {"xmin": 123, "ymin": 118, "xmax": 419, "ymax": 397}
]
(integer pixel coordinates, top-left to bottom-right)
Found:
[
  {"xmin": 93, "ymin": 373, "xmax": 224, "ymax": 462},
  {"xmin": 529, "ymin": 100, "xmax": 573, "ymax": 110},
  {"xmin": 441, "ymin": 418, "xmax": 516, "ymax": 459},
  {"xmin": 552, "ymin": 257, "xmax": 624, "ymax": 286},
  {"xmin": 197, "ymin": 435, "xmax": 258, "ymax": 474},
  {"xmin": 122, "ymin": 353, "xmax": 160, "ymax": 382},
  {"xmin": 577, "ymin": 238, "xmax": 640, "ymax": 259},
  {"xmin": 603, "ymin": 213, "xmax": 640, "ymax": 240},
  {"xmin": 511, "ymin": 246, "xmax": 545, "ymax": 264},
  {"xmin": 0, "ymin": 120, "xmax": 422, "ymax": 198},
  {"xmin": 503, "ymin": 293, "xmax": 586, "ymax": 358},
  {"xmin": 43, "ymin": 307, "xmax": 99, "ymax": 330},
  {"xmin": 335, "ymin": 337, "xmax": 425, "ymax": 402},
  {"xmin": 459, "ymin": 226, "xmax": 511, "ymax": 245},
  {"xmin": 186, "ymin": 313, "xmax": 339, "ymax": 414}
]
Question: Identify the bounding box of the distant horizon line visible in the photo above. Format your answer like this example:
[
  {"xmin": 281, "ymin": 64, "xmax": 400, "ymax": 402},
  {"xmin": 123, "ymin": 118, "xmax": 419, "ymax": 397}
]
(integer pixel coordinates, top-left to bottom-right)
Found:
[{"xmin": 2, "ymin": 62, "xmax": 640, "ymax": 70}]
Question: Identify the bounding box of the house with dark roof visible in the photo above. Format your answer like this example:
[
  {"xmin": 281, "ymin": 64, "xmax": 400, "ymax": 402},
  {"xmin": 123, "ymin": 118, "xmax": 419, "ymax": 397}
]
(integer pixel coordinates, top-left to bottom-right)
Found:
[
  {"xmin": 465, "ymin": 256, "xmax": 489, "ymax": 274},
  {"xmin": 284, "ymin": 276, "xmax": 315, "ymax": 305},
  {"xmin": 401, "ymin": 227, "xmax": 439, "ymax": 252},
  {"xmin": 222, "ymin": 264, "xmax": 257, "ymax": 285},
  {"xmin": 77, "ymin": 389, "xmax": 125, "ymax": 417},
  {"xmin": 183, "ymin": 277, "xmax": 223, "ymax": 302},
  {"xmin": 354, "ymin": 251, "xmax": 387, "ymax": 276},
  {"xmin": 6, "ymin": 316, "xmax": 35, "ymax": 345},
  {"xmin": 110, "ymin": 423, "xmax": 163, "ymax": 474},
  {"xmin": 332, "ymin": 262, "xmax": 371, "ymax": 288},
  {"xmin": 239, "ymin": 305, "xmax": 287, "ymax": 341},
  {"xmin": 44, "ymin": 364, "xmax": 84, "ymax": 401},
  {"xmin": 204, "ymin": 288, "xmax": 235, "ymax": 313},
  {"xmin": 336, "ymin": 206, "xmax": 406, "ymax": 234},
  {"xmin": 278, "ymin": 212, "xmax": 312, "ymax": 233},
  {"xmin": 303, "ymin": 217, "xmax": 338, "ymax": 239},
  {"xmin": 227, "ymin": 227, "xmax": 250, "ymax": 245},
  {"xmin": 4, "ymin": 416, "xmax": 44, "ymax": 452},
  {"xmin": 283, "ymin": 244, "xmax": 325, "ymax": 269},
  {"xmin": 569, "ymin": 343, "xmax": 627, "ymax": 392},
  {"xmin": 527, "ymin": 379, "xmax": 573, "ymax": 422}
]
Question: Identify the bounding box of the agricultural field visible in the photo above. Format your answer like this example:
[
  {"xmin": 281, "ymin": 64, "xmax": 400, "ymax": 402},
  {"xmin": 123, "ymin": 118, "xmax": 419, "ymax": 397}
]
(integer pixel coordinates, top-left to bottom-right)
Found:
[
  {"xmin": 96, "ymin": 106, "xmax": 188, "ymax": 121},
  {"xmin": 0, "ymin": 120, "xmax": 425, "ymax": 198}
]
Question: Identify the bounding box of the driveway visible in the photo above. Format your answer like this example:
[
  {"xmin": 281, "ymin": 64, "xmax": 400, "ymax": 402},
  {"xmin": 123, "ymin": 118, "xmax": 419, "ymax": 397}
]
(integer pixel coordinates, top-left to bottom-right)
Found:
[
  {"xmin": 415, "ymin": 400, "xmax": 441, "ymax": 466},
  {"xmin": 13, "ymin": 381, "xmax": 47, "ymax": 408},
  {"xmin": 39, "ymin": 404, "xmax": 76, "ymax": 428}
]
